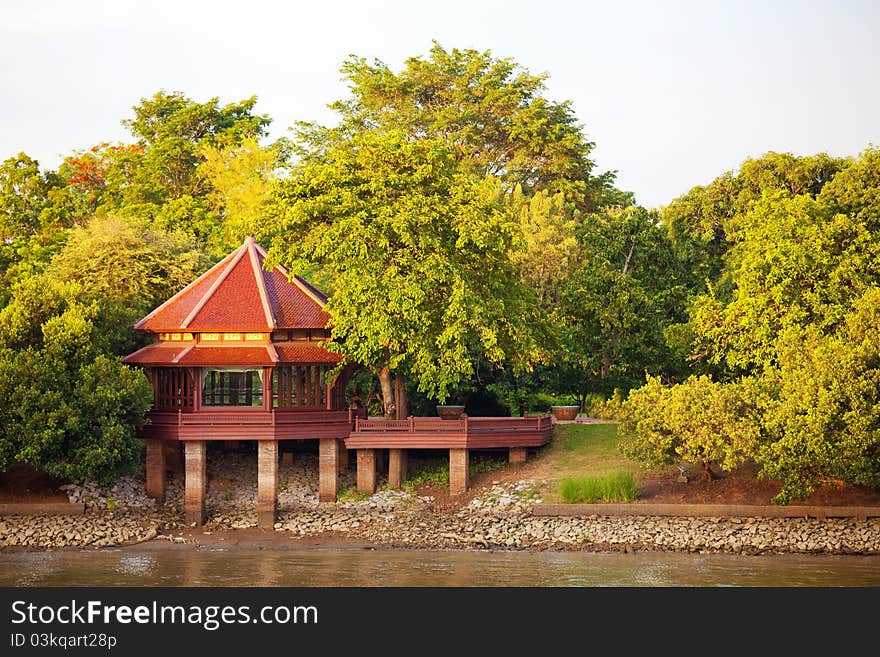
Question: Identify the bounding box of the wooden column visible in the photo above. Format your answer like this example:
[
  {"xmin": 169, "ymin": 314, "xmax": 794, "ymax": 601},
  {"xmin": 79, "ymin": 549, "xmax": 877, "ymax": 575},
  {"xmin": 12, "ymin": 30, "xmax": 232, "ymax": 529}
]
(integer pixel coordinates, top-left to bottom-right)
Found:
[
  {"xmin": 509, "ymin": 446, "xmax": 527, "ymax": 464},
  {"xmin": 319, "ymin": 438, "xmax": 339, "ymax": 503},
  {"xmin": 184, "ymin": 441, "xmax": 207, "ymax": 526},
  {"xmin": 357, "ymin": 449, "xmax": 376, "ymax": 494},
  {"xmin": 257, "ymin": 440, "xmax": 278, "ymax": 528},
  {"xmin": 145, "ymin": 439, "xmax": 165, "ymax": 502},
  {"xmin": 281, "ymin": 447, "xmax": 295, "ymax": 467},
  {"xmin": 388, "ymin": 448, "xmax": 407, "ymax": 488},
  {"xmin": 449, "ymin": 448, "xmax": 469, "ymax": 495}
]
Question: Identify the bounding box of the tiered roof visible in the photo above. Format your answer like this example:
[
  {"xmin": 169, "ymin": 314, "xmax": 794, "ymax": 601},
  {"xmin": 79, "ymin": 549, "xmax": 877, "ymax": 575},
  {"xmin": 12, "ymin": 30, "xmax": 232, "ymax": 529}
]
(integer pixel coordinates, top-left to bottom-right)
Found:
[{"xmin": 122, "ymin": 236, "xmax": 341, "ymax": 367}]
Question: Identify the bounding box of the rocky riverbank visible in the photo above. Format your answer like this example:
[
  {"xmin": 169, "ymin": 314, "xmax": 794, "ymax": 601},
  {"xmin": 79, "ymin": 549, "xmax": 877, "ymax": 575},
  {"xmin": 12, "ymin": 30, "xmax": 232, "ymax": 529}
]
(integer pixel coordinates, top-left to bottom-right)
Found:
[{"xmin": 2, "ymin": 450, "xmax": 880, "ymax": 554}]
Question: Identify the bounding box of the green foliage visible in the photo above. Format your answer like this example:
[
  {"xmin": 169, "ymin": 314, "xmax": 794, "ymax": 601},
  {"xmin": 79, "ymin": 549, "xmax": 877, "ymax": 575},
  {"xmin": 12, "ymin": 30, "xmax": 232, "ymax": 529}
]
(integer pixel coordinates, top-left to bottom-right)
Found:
[
  {"xmin": 309, "ymin": 41, "xmax": 607, "ymax": 205},
  {"xmin": 337, "ymin": 484, "xmax": 371, "ymax": 503},
  {"xmin": 468, "ymin": 454, "xmax": 508, "ymax": 477},
  {"xmin": 618, "ymin": 374, "xmax": 760, "ymax": 473},
  {"xmin": 0, "ymin": 347, "xmax": 152, "ymax": 485},
  {"xmin": 403, "ymin": 456, "xmax": 450, "ymax": 488},
  {"xmin": 559, "ymin": 471, "xmax": 638, "ymax": 503},
  {"xmin": 46, "ymin": 214, "xmax": 208, "ymax": 354},
  {"xmin": 754, "ymin": 290, "xmax": 880, "ymax": 502},
  {"xmin": 269, "ymin": 128, "xmax": 541, "ymax": 402},
  {"xmin": 198, "ymin": 137, "xmax": 289, "ymax": 254},
  {"xmin": 553, "ymin": 204, "xmax": 690, "ymax": 399}
]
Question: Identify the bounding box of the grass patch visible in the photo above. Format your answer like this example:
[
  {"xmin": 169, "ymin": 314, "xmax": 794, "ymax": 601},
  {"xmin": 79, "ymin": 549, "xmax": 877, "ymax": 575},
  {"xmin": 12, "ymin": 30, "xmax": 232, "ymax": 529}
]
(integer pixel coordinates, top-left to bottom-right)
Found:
[
  {"xmin": 559, "ymin": 471, "xmax": 638, "ymax": 503},
  {"xmin": 468, "ymin": 453, "xmax": 507, "ymax": 477},
  {"xmin": 403, "ymin": 456, "xmax": 450, "ymax": 489},
  {"xmin": 337, "ymin": 484, "xmax": 371, "ymax": 503}
]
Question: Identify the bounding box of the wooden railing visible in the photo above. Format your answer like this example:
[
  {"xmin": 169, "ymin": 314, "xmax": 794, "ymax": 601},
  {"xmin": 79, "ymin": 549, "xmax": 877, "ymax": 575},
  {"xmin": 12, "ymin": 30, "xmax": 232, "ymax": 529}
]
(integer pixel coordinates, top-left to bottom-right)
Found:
[
  {"xmin": 351, "ymin": 414, "xmax": 552, "ymax": 434},
  {"xmin": 147, "ymin": 408, "xmax": 359, "ymax": 427}
]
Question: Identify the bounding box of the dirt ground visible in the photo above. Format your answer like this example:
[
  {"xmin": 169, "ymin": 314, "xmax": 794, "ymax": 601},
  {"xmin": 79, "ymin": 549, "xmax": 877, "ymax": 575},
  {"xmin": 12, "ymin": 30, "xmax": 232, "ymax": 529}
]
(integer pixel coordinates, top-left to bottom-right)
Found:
[{"xmin": 0, "ymin": 463, "xmax": 69, "ymax": 504}]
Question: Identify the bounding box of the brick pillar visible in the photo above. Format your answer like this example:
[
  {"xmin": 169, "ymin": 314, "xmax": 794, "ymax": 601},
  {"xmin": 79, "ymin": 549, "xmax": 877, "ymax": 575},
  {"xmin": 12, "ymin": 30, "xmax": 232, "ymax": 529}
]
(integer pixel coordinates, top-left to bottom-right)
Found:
[
  {"xmin": 257, "ymin": 440, "xmax": 278, "ymax": 528},
  {"xmin": 319, "ymin": 438, "xmax": 339, "ymax": 503},
  {"xmin": 337, "ymin": 440, "xmax": 349, "ymax": 475},
  {"xmin": 509, "ymin": 446, "xmax": 527, "ymax": 464},
  {"xmin": 449, "ymin": 448, "xmax": 469, "ymax": 495},
  {"xmin": 145, "ymin": 439, "xmax": 165, "ymax": 502},
  {"xmin": 388, "ymin": 448, "xmax": 407, "ymax": 488},
  {"xmin": 184, "ymin": 441, "xmax": 207, "ymax": 526},
  {"xmin": 357, "ymin": 449, "xmax": 376, "ymax": 494}
]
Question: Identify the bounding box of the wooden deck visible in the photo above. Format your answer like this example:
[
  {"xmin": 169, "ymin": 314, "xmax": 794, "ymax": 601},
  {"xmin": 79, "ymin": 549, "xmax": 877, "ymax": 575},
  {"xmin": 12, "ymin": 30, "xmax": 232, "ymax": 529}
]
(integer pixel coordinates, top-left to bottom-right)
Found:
[
  {"xmin": 141, "ymin": 409, "xmax": 553, "ymax": 450},
  {"xmin": 344, "ymin": 414, "xmax": 554, "ymax": 449},
  {"xmin": 141, "ymin": 408, "xmax": 362, "ymax": 441}
]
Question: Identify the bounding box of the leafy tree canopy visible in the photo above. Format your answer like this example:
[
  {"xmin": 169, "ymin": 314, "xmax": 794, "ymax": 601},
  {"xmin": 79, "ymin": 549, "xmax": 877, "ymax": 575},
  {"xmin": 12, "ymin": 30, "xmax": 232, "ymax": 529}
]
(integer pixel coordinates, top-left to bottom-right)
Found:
[
  {"xmin": 295, "ymin": 41, "xmax": 612, "ymax": 208},
  {"xmin": 267, "ymin": 128, "xmax": 542, "ymax": 405}
]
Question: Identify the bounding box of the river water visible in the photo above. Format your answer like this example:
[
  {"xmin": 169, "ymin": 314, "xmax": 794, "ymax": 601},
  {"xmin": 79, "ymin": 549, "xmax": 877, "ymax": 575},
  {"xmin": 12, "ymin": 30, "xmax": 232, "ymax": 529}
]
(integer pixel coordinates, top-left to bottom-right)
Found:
[{"xmin": 2, "ymin": 548, "xmax": 880, "ymax": 586}]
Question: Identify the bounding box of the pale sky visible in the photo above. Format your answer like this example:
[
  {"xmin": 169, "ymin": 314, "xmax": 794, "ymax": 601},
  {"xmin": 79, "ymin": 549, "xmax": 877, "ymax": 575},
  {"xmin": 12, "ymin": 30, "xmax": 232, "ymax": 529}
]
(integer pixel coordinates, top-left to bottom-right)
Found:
[{"xmin": 1, "ymin": 0, "xmax": 878, "ymax": 209}]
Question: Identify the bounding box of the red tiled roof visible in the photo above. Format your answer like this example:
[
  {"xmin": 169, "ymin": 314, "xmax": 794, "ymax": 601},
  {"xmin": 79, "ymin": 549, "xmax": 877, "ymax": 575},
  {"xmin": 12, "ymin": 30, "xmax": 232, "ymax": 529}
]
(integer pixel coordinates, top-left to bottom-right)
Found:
[
  {"xmin": 175, "ymin": 346, "xmax": 277, "ymax": 367},
  {"xmin": 121, "ymin": 342, "xmax": 343, "ymax": 367},
  {"xmin": 273, "ymin": 343, "xmax": 343, "ymax": 364},
  {"xmin": 132, "ymin": 236, "xmax": 330, "ymax": 332},
  {"xmin": 121, "ymin": 343, "xmax": 192, "ymax": 365}
]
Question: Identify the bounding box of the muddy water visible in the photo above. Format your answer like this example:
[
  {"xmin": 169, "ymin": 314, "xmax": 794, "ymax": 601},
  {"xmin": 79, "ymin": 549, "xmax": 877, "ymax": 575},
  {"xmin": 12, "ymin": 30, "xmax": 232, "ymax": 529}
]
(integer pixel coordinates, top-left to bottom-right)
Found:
[{"xmin": 2, "ymin": 548, "xmax": 880, "ymax": 586}]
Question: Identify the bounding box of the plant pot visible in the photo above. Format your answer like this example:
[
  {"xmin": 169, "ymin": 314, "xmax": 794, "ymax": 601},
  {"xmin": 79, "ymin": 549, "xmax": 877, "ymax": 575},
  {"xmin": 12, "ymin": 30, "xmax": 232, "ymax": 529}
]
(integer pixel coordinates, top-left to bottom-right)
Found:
[
  {"xmin": 551, "ymin": 405, "xmax": 579, "ymax": 421},
  {"xmin": 436, "ymin": 405, "xmax": 465, "ymax": 420}
]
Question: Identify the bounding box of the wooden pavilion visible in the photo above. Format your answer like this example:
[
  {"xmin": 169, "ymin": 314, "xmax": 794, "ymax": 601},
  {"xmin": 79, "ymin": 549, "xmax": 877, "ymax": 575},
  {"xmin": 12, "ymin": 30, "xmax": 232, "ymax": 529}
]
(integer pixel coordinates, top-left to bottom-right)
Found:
[
  {"xmin": 124, "ymin": 236, "xmax": 552, "ymax": 527},
  {"xmin": 123, "ymin": 236, "xmax": 359, "ymax": 526}
]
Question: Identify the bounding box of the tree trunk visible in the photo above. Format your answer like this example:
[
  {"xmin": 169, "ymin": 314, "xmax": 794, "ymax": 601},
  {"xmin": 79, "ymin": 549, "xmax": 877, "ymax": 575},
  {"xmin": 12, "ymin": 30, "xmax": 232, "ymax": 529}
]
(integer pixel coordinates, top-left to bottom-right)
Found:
[
  {"xmin": 377, "ymin": 367, "xmax": 395, "ymax": 419},
  {"xmin": 702, "ymin": 461, "xmax": 720, "ymax": 481},
  {"xmin": 394, "ymin": 375, "xmax": 409, "ymax": 420}
]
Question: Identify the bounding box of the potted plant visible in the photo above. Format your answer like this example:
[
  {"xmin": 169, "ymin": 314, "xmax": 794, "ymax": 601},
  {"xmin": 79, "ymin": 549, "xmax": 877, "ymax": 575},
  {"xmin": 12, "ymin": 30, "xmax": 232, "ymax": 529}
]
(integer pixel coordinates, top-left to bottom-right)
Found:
[
  {"xmin": 436, "ymin": 404, "xmax": 466, "ymax": 420},
  {"xmin": 550, "ymin": 405, "xmax": 579, "ymax": 421},
  {"xmin": 436, "ymin": 387, "xmax": 468, "ymax": 420}
]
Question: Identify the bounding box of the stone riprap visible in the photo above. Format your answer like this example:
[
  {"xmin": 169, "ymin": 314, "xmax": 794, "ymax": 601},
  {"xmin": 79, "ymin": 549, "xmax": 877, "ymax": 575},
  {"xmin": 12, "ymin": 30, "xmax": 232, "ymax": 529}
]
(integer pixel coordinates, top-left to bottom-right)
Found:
[
  {"xmin": 3, "ymin": 451, "xmax": 880, "ymax": 554},
  {"xmin": 0, "ymin": 513, "xmax": 158, "ymax": 549}
]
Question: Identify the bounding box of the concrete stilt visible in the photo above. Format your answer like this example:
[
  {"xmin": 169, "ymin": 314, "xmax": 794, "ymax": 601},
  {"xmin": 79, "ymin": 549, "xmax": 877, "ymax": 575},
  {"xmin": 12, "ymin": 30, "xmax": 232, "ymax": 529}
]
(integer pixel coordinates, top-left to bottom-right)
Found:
[
  {"xmin": 357, "ymin": 449, "xmax": 377, "ymax": 494},
  {"xmin": 388, "ymin": 448, "xmax": 407, "ymax": 488},
  {"xmin": 257, "ymin": 440, "xmax": 278, "ymax": 528},
  {"xmin": 449, "ymin": 448, "xmax": 469, "ymax": 495},
  {"xmin": 319, "ymin": 438, "xmax": 340, "ymax": 503},
  {"xmin": 509, "ymin": 446, "xmax": 527, "ymax": 464},
  {"xmin": 145, "ymin": 439, "xmax": 165, "ymax": 502},
  {"xmin": 184, "ymin": 441, "xmax": 207, "ymax": 526}
]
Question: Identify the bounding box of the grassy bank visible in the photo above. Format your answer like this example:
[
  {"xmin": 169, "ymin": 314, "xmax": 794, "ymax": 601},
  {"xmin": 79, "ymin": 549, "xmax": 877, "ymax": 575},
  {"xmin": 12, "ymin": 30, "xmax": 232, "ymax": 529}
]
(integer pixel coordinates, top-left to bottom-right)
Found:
[{"xmin": 527, "ymin": 422, "xmax": 647, "ymax": 503}]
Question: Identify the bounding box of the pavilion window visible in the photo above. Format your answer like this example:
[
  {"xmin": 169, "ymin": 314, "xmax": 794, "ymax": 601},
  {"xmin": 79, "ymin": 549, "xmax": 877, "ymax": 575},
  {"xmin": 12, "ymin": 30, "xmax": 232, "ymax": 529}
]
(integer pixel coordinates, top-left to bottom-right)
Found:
[
  {"xmin": 155, "ymin": 368, "xmax": 194, "ymax": 409},
  {"xmin": 202, "ymin": 368, "xmax": 264, "ymax": 407},
  {"xmin": 273, "ymin": 365, "xmax": 328, "ymax": 408}
]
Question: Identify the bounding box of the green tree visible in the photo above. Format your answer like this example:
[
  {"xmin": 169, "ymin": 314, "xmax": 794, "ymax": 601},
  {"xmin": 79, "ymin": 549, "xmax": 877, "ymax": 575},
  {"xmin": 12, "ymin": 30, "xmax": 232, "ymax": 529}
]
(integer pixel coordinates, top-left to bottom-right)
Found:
[
  {"xmin": 618, "ymin": 374, "xmax": 761, "ymax": 481},
  {"xmin": 553, "ymin": 204, "xmax": 688, "ymax": 402},
  {"xmin": 0, "ymin": 153, "xmax": 70, "ymax": 300},
  {"xmin": 0, "ymin": 300, "xmax": 152, "ymax": 484},
  {"xmin": 45, "ymin": 214, "xmax": 208, "ymax": 354},
  {"xmin": 754, "ymin": 289, "xmax": 880, "ymax": 503},
  {"xmin": 296, "ymin": 41, "xmax": 612, "ymax": 208},
  {"xmin": 268, "ymin": 129, "xmax": 541, "ymax": 415},
  {"xmin": 198, "ymin": 136, "xmax": 289, "ymax": 254},
  {"xmin": 509, "ymin": 186, "xmax": 580, "ymax": 304}
]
